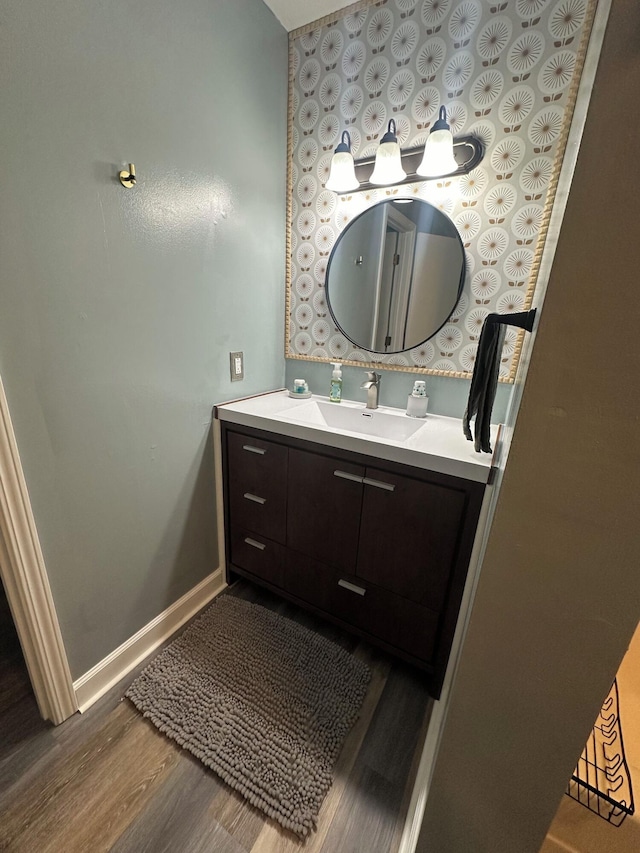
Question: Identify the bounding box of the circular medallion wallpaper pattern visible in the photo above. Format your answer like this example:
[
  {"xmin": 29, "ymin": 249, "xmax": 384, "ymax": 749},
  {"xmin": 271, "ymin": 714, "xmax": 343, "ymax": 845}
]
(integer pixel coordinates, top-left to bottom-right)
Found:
[{"xmin": 287, "ymin": 0, "xmax": 595, "ymax": 380}]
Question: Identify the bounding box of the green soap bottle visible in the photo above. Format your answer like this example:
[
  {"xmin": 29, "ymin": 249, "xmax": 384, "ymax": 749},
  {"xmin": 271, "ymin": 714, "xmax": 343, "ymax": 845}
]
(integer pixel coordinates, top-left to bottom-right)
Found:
[{"xmin": 329, "ymin": 362, "xmax": 343, "ymax": 403}]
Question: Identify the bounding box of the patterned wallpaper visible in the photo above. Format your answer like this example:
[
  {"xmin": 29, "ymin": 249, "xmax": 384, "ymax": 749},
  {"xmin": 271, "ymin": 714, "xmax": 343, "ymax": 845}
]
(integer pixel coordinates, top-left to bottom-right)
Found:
[{"xmin": 286, "ymin": 0, "xmax": 597, "ymax": 381}]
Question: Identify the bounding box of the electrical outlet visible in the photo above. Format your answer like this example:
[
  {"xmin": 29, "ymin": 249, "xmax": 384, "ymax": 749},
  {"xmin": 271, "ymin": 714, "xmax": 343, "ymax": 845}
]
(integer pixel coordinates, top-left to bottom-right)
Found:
[{"xmin": 230, "ymin": 351, "xmax": 244, "ymax": 382}]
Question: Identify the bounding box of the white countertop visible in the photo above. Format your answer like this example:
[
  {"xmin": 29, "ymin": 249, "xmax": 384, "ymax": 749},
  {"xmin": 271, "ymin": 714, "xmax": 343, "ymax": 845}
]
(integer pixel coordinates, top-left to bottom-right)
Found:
[{"xmin": 216, "ymin": 390, "xmax": 499, "ymax": 484}]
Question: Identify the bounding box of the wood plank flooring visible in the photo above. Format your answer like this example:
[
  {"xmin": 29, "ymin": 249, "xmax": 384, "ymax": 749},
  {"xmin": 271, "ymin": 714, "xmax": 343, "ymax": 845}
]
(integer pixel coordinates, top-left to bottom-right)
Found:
[{"xmin": 0, "ymin": 581, "xmax": 432, "ymax": 852}]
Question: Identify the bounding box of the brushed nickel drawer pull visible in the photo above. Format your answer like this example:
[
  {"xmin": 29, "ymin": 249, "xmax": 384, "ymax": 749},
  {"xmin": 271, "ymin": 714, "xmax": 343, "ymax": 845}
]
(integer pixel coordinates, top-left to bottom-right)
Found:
[
  {"xmin": 242, "ymin": 444, "xmax": 266, "ymax": 455},
  {"xmin": 363, "ymin": 476, "xmax": 395, "ymax": 492},
  {"xmin": 244, "ymin": 537, "xmax": 266, "ymax": 551},
  {"xmin": 338, "ymin": 579, "xmax": 366, "ymax": 596},
  {"xmin": 244, "ymin": 493, "xmax": 266, "ymax": 505},
  {"xmin": 333, "ymin": 470, "xmax": 364, "ymax": 484}
]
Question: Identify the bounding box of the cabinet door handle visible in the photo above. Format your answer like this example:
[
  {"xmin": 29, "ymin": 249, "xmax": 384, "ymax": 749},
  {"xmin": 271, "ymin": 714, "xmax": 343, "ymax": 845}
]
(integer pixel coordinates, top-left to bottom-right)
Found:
[
  {"xmin": 242, "ymin": 444, "xmax": 266, "ymax": 455},
  {"xmin": 244, "ymin": 537, "xmax": 266, "ymax": 551},
  {"xmin": 338, "ymin": 579, "xmax": 366, "ymax": 596},
  {"xmin": 243, "ymin": 493, "xmax": 266, "ymax": 505},
  {"xmin": 363, "ymin": 476, "xmax": 395, "ymax": 492},
  {"xmin": 333, "ymin": 470, "xmax": 364, "ymax": 484}
]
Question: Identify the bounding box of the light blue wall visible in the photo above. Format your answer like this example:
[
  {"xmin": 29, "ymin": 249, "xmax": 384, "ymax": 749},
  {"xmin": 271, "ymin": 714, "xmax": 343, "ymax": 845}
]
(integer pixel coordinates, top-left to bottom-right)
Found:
[
  {"xmin": 0, "ymin": 0, "xmax": 287, "ymax": 677},
  {"xmin": 285, "ymin": 360, "xmax": 511, "ymax": 423}
]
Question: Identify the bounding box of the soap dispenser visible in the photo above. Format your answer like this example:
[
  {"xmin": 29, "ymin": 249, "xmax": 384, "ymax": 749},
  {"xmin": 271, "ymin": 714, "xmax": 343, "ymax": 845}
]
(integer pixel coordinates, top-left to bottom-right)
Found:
[
  {"xmin": 406, "ymin": 380, "xmax": 428, "ymax": 418},
  {"xmin": 329, "ymin": 362, "xmax": 343, "ymax": 403}
]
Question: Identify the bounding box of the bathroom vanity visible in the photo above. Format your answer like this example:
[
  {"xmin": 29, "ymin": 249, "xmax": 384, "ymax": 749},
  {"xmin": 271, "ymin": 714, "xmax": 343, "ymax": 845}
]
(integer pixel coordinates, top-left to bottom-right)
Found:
[{"xmin": 216, "ymin": 391, "xmax": 498, "ymax": 698}]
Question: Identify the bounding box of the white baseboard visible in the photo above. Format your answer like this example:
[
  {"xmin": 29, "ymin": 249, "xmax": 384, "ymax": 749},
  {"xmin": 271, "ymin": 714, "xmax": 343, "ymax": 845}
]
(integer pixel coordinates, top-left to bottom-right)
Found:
[{"xmin": 73, "ymin": 569, "xmax": 226, "ymax": 713}]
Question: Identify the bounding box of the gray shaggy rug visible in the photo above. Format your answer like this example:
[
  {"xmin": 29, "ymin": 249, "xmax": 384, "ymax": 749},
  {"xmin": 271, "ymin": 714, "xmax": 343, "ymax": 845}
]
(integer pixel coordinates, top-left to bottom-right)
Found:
[{"xmin": 126, "ymin": 595, "xmax": 370, "ymax": 838}]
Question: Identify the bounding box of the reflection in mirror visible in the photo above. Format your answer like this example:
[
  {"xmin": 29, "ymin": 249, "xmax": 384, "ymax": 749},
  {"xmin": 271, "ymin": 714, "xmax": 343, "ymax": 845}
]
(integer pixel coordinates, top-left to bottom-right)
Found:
[{"xmin": 325, "ymin": 199, "xmax": 465, "ymax": 354}]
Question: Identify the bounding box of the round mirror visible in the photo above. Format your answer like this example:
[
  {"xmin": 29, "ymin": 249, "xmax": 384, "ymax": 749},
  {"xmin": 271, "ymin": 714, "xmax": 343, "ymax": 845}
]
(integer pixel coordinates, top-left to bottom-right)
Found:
[{"xmin": 325, "ymin": 199, "xmax": 465, "ymax": 354}]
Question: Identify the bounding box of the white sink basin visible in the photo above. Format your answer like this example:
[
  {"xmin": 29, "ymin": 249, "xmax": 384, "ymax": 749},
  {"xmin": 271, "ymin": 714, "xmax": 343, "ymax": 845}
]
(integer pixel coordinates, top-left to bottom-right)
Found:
[{"xmin": 278, "ymin": 398, "xmax": 427, "ymax": 441}]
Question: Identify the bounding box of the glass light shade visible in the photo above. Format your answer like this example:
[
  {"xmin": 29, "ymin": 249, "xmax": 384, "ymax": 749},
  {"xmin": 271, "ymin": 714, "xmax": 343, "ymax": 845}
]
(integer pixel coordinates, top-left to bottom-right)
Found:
[
  {"xmin": 326, "ymin": 151, "xmax": 359, "ymax": 192},
  {"xmin": 369, "ymin": 141, "xmax": 406, "ymax": 185},
  {"xmin": 417, "ymin": 105, "xmax": 458, "ymax": 177},
  {"xmin": 369, "ymin": 119, "xmax": 406, "ymax": 186},
  {"xmin": 326, "ymin": 130, "xmax": 359, "ymax": 193},
  {"xmin": 417, "ymin": 130, "xmax": 458, "ymax": 177}
]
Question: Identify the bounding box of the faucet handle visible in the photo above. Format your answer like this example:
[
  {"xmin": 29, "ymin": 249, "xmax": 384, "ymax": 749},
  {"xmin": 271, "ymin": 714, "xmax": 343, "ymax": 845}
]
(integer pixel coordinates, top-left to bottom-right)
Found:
[
  {"xmin": 361, "ymin": 370, "xmax": 381, "ymax": 409},
  {"xmin": 360, "ymin": 370, "xmax": 381, "ymax": 390}
]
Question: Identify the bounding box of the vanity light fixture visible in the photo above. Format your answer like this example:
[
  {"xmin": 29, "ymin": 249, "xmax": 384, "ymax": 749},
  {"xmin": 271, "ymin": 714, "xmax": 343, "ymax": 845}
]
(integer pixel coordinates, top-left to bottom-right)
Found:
[
  {"xmin": 327, "ymin": 108, "xmax": 484, "ymax": 195},
  {"xmin": 369, "ymin": 120, "xmax": 406, "ymax": 186},
  {"xmin": 417, "ymin": 106, "xmax": 458, "ymax": 178},
  {"xmin": 325, "ymin": 131, "xmax": 360, "ymax": 193}
]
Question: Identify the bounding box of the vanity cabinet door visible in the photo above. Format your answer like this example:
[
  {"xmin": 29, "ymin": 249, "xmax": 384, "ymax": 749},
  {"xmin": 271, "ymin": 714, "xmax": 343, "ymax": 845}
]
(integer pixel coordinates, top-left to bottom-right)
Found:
[
  {"xmin": 286, "ymin": 447, "xmax": 364, "ymax": 572},
  {"xmin": 356, "ymin": 467, "xmax": 466, "ymax": 612}
]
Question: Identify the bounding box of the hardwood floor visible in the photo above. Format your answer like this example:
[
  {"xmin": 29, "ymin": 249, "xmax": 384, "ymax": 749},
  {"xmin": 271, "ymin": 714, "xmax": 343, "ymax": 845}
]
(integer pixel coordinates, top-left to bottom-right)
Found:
[{"xmin": 0, "ymin": 581, "xmax": 432, "ymax": 852}]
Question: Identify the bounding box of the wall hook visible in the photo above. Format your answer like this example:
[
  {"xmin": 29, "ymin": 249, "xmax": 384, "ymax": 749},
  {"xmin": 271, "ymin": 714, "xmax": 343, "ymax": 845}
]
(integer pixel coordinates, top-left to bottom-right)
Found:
[{"xmin": 119, "ymin": 163, "xmax": 136, "ymax": 188}]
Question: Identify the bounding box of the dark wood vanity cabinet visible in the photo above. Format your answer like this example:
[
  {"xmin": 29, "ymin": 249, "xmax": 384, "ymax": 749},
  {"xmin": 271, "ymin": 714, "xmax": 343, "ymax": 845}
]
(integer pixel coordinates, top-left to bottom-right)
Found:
[{"xmin": 221, "ymin": 422, "xmax": 486, "ymax": 698}]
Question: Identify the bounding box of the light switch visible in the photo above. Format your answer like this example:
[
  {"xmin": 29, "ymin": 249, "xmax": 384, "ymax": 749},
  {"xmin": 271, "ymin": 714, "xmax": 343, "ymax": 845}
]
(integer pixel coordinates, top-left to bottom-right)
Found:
[{"xmin": 230, "ymin": 351, "xmax": 244, "ymax": 382}]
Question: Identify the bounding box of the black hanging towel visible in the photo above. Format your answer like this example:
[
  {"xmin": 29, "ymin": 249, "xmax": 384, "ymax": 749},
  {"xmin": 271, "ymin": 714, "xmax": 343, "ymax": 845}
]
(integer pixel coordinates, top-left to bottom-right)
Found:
[{"xmin": 463, "ymin": 309, "xmax": 537, "ymax": 454}]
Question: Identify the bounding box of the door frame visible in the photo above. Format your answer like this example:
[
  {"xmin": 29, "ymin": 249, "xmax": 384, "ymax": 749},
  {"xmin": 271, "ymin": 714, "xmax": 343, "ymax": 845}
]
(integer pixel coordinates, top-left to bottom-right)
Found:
[{"xmin": 0, "ymin": 376, "xmax": 77, "ymax": 724}]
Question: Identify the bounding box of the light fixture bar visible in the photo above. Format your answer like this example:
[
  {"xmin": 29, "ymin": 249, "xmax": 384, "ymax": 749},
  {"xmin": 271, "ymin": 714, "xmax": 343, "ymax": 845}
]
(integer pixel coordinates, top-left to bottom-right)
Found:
[{"xmin": 339, "ymin": 135, "xmax": 484, "ymax": 195}]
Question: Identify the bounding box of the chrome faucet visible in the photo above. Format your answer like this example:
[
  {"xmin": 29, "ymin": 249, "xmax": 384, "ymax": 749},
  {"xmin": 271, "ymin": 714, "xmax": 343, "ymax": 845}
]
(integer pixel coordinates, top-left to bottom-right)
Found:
[{"xmin": 360, "ymin": 371, "xmax": 381, "ymax": 410}]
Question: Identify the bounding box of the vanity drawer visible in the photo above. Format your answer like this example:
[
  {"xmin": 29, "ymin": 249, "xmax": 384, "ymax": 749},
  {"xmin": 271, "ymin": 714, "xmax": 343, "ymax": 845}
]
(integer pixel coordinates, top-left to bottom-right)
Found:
[
  {"xmin": 331, "ymin": 576, "xmax": 440, "ymax": 664},
  {"xmin": 284, "ymin": 551, "xmax": 437, "ymax": 664},
  {"xmin": 227, "ymin": 431, "xmax": 287, "ymax": 543},
  {"xmin": 230, "ymin": 527, "xmax": 286, "ymax": 589}
]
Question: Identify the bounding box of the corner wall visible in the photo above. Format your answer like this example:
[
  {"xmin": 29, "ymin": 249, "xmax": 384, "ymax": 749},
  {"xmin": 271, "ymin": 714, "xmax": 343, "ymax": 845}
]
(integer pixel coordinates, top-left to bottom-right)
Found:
[
  {"xmin": 418, "ymin": 2, "xmax": 640, "ymax": 850},
  {"xmin": 0, "ymin": 0, "xmax": 287, "ymax": 678}
]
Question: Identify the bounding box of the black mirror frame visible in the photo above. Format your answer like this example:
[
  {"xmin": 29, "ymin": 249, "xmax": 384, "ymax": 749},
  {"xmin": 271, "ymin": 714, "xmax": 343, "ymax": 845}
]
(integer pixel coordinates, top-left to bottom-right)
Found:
[{"xmin": 325, "ymin": 198, "xmax": 466, "ymax": 355}]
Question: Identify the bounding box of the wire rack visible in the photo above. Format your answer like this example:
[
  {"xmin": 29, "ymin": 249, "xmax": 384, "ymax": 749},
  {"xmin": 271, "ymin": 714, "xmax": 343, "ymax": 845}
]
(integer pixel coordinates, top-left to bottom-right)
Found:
[{"xmin": 567, "ymin": 678, "xmax": 635, "ymax": 826}]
